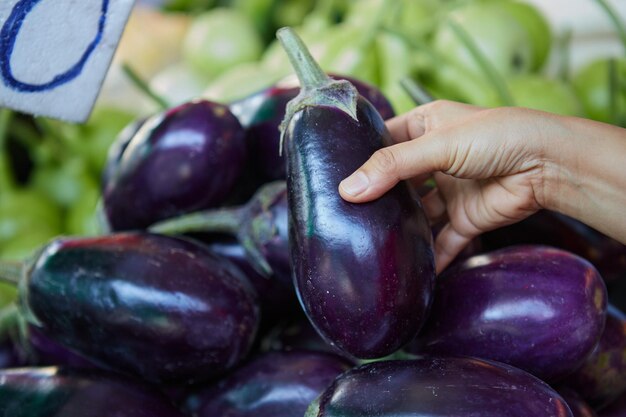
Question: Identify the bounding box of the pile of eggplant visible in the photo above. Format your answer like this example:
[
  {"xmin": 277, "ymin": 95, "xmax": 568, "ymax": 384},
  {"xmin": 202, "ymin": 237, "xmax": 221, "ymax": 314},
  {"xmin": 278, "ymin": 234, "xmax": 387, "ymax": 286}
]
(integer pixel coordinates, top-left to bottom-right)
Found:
[{"xmin": 0, "ymin": 28, "xmax": 625, "ymax": 417}]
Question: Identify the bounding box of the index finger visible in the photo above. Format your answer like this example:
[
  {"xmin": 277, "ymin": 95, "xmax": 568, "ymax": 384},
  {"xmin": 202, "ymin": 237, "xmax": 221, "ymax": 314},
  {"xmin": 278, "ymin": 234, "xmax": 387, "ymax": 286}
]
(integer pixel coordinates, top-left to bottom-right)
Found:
[{"xmin": 385, "ymin": 100, "xmax": 483, "ymax": 144}]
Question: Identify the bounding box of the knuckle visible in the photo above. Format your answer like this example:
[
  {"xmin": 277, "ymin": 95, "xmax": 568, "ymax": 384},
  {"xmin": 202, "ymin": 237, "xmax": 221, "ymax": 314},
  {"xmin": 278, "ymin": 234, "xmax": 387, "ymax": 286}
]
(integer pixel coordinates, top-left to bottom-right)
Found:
[{"xmin": 371, "ymin": 148, "xmax": 398, "ymax": 175}]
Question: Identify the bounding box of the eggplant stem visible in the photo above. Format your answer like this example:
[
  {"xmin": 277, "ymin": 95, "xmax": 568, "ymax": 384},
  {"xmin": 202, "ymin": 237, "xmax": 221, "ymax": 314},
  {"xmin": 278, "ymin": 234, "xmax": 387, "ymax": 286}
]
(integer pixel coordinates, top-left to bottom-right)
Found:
[
  {"xmin": 240, "ymin": 234, "xmax": 273, "ymax": 277},
  {"xmin": 447, "ymin": 20, "xmax": 515, "ymax": 106},
  {"xmin": 277, "ymin": 27, "xmax": 330, "ymax": 90},
  {"xmin": 149, "ymin": 207, "xmax": 245, "ymax": 236},
  {"xmin": 0, "ymin": 261, "xmax": 22, "ymax": 286},
  {"xmin": 122, "ymin": 63, "xmax": 170, "ymax": 110},
  {"xmin": 594, "ymin": 0, "xmax": 626, "ymax": 53},
  {"xmin": 400, "ymin": 78, "xmax": 435, "ymax": 105}
]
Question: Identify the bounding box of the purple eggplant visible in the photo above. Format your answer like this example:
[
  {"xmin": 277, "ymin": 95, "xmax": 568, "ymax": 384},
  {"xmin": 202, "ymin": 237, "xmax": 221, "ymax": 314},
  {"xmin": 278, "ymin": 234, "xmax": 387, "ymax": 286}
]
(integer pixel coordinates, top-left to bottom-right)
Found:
[
  {"xmin": 0, "ymin": 233, "xmax": 259, "ymax": 383},
  {"xmin": 482, "ymin": 210, "xmax": 626, "ymax": 283},
  {"xmin": 277, "ymin": 29, "xmax": 434, "ymax": 359},
  {"xmin": 601, "ymin": 393, "xmax": 626, "ymax": 417},
  {"xmin": 229, "ymin": 74, "xmax": 395, "ymax": 181},
  {"xmin": 408, "ymin": 245, "xmax": 607, "ymax": 382},
  {"xmin": 564, "ymin": 305, "xmax": 626, "ymax": 409},
  {"xmin": 102, "ymin": 99, "xmax": 247, "ymax": 231},
  {"xmin": 559, "ymin": 388, "xmax": 599, "ymax": 417},
  {"xmin": 0, "ymin": 367, "xmax": 185, "ymax": 417},
  {"xmin": 204, "ymin": 237, "xmax": 297, "ymax": 320},
  {"xmin": 306, "ymin": 357, "xmax": 573, "ymax": 417},
  {"xmin": 28, "ymin": 326, "xmax": 97, "ymax": 369},
  {"xmin": 185, "ymin": 351, "xmax": 352, "ymax": 417},
  {"xmin": 150, "ymin": 181, "xmax": 290, "ymax": 285}
]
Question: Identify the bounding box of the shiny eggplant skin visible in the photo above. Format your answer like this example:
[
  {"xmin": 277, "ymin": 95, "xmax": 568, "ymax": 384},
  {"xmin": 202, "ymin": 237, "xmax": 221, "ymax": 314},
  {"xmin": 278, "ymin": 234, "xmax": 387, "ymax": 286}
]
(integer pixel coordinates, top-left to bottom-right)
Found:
[
  {"xmin": 230, "ymin": 75, "xmax": 395, "ymax": 180},
  {"xmin": 103, "ymin": 100, "xmax": 247, "ymax": 230},
  {"xmin": 564, "ymin": 305, "xmax": 626, "ymax": 409},
  {"xmin": 22, "ymin": 233, "xmax": 260, "ymax": 383},
  {"xmin": 0, "ymin": 367, "xmax": 185, "ymax": 417},
  {"xmin": 482, "ymin": 210, "xmax": 626, "ymax": 283},
  {"xmin": 409, "ymin": 245, "xmax": 607, "ymax": 382},
  {"xmin": 558, "ymin": 388, "xmax": 598, "ymax": 417},
  {"xmin": 306, "ymin": 357, "xmax": 573, "ymax": 417},
  {"xmin": 206, "ymin": 238, "xmax": 297, "ymax": 320},
  {"xmin": 28, "ymin": 326, "xmax": 96, "ymax": 369},
  {"xmin": 185, "ymin": 351, "xmax": 352, "ymax": 417},
  {"xmin": 286, "ymin": 97, "xmax": 434, "ymax": 359}
]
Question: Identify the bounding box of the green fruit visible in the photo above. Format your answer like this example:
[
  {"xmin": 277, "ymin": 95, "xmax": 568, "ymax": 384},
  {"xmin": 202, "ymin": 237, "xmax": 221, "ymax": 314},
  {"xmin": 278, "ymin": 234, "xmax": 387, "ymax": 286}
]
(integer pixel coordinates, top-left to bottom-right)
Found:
[
  {"xmin": 31, "ymin": 158, "xmax": 99, "ymax": 209},
  {"xmin": 0, "ymin": 190, "xmax": 61, "ymax": 252},
  {"xmin": 573, "ymin": 57, "xmax": 626, "ymax": 124},
  {"xmin": 317, "ymin": 24, "xmax": 380, "ymax": 86},
  {"xmin": 508, "ymin": 75, "xmax": 582, "ymax": 116},
  {"xmin": 65, "ymin": 185, "xmax": 101, "ymax": 236},
  {"xmin": 183, "ymin": 8, "xmax": 263, "ymax": 79},
  {"xmin": 433, "ymin": 0, "xmax": 534, "ymax": 79},
  {"xmin": 150, "ymin": 63, "xmax": 209, "ymax": 106},
  {"xmin": 203, "ymin": 62, "xmax": 282, "ymax": 103},
  {"xmin": 498, "ymin": 1, "xmax": 552, "ymax": 70}
]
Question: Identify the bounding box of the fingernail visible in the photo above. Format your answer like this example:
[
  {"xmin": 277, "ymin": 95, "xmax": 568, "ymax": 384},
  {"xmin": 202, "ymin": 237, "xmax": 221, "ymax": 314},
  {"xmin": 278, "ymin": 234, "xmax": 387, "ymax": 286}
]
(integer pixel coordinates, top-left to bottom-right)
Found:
[{"xmin": 340, "ymin": 171, "xmax": 369, "ymax": 196}]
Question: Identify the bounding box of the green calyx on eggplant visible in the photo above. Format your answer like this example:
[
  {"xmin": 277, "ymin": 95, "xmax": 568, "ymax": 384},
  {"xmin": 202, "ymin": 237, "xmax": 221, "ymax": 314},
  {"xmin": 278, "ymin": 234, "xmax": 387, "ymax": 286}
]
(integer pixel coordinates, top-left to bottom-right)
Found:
[
  {"xmin": 277, "ymin": 27, "xmax": 435, "ymax": 359},
  {"xmin": 0, "ymin": 233, "xmax": 260, "ymax": 383},
  {"xmin": 150, "ymin": 181, "xmax": 290, "ymax": 285}
]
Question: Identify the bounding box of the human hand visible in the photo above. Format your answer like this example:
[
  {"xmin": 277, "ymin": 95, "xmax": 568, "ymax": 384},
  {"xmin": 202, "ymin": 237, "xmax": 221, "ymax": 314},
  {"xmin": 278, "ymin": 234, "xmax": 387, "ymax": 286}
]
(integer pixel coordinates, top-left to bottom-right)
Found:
[{"xmin": 339, "ymin": 101, "xmax": 560, "ymax": 272}]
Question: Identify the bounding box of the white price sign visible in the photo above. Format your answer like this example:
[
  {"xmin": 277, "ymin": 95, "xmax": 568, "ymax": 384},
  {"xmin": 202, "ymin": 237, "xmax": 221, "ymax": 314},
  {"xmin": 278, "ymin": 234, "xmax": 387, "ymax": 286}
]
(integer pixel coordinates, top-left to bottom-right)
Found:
[{"xmin": 0, "ymin": 0, "xmax": 135, "ymax": 122}]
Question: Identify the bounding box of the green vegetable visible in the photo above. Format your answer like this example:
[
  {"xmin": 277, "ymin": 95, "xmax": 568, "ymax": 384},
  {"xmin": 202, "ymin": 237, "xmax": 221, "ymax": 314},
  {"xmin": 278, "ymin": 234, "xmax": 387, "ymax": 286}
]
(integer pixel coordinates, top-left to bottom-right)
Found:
[
  {"xmin": 183, "ymin": 8, "xmax": 264, "ymax": 79},
  {"xmin": 573, "ymin": 58, "xmax": 626, "ymax": 125},
  {"xmin": 508, "ymin": 75, "xmax": 582, "ymax": 116}
]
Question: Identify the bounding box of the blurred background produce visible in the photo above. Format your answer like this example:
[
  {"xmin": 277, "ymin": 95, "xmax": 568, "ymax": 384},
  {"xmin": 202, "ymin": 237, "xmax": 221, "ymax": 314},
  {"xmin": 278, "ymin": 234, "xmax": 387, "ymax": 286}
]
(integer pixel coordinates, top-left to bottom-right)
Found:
[
  {"xmin": 0, "ymin": 0, "xmax": 624, "ymax": 301},
  {"xmin": 0, "ymin": 1, "xmax": 625, "ymax": 415}
]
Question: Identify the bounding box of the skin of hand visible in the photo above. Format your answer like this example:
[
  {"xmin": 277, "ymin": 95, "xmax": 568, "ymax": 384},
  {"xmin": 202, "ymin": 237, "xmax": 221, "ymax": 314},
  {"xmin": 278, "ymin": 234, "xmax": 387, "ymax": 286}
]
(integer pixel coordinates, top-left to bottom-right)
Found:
[{"xmin": 338, "ymin": 100, "xmax": 626, "ymax": 273}]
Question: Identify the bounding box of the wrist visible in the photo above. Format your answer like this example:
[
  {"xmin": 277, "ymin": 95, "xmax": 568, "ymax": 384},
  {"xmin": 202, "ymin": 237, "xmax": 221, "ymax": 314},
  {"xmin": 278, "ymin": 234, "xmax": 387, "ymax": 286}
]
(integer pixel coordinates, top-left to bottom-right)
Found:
[{"xmin": 540, "ymin": 114, "xmax": 626, "ymax": 243}]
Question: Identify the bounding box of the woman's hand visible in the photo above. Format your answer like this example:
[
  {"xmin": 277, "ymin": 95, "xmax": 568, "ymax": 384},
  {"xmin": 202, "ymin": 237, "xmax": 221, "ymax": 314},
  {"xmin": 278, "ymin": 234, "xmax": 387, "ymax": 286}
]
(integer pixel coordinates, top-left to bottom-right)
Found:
[{"xmin": 339, "ymin": 100, "xmax": 626, "ymax": 272}]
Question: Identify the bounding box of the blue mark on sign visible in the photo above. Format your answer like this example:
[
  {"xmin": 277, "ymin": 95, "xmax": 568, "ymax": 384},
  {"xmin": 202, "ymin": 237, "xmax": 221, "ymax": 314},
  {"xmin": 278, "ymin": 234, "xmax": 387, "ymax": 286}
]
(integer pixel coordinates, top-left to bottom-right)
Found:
[{"xmin": 0, "ymin": 0, "xmax": 109, "ymax": 92}]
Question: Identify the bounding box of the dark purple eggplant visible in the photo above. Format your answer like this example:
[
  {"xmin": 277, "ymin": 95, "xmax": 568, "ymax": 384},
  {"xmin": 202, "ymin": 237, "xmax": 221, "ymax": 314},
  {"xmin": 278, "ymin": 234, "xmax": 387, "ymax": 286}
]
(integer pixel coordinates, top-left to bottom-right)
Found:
[
  {"xmin": 28, "ymin": 326, "xmax": 97, "ymax": 369},
  {"xmin": 277, "ymin": 28, "xmax": 434, "ymax": 359},
  {"xmin": 229, "ymin": 74, "xmax": 395, "ymax": 181},
  {"xmin": 150, "ymin": 181, "xmax": 290, "ymax": 285},
  {"xmin": 601, "ymin": 393, "xmax": 626, "ymax": 417},
  {"xmin": 184, "ymin": 351, "xmax": 352, "ymax": 417},
  {"xmin": 204, "ymin": 237, "xmax": 297, "ymax": 320},
  {"xmin": 0, "ymin": 367, "xmax": 185, "ymax": 417},
  {"xmin": 0, "ymin": 233, "xmax": 259, "ymax": 383},
  {"xmin": 559, "ymin": 388, "xmax": 599, "ymax": 417},
  {"xmin": 408, "ymin": 245, "xmax": 607, "ymax": 382},
  {"xmin": 306, "ymin": 357, "xmax": 573, "ymax": 417},
  {"xmin": 564, "ymin": 305, "xmax": 626, "ymax": 409},
  {"xmin": 102, "ymin": 99, "xmax": 247, "ymax": 231},
  {"xmin": 482, "ymin": 210, "xmax": 626, "ymax": 283}
]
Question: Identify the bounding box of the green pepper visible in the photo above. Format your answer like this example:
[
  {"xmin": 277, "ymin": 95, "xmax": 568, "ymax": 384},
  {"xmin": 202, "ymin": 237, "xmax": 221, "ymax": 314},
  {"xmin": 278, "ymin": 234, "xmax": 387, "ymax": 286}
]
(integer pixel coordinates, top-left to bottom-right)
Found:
[{"xmin": 376, "ymin": 31, "xmax": 415, "ymax": 114}]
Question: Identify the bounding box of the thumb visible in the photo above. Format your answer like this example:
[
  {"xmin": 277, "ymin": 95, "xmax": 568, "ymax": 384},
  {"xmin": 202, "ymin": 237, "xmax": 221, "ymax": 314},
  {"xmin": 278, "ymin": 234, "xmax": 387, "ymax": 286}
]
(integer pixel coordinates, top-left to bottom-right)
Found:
[{"xmin": 339, "ymin": 134, "xmax": 448, "ymax": 202}]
